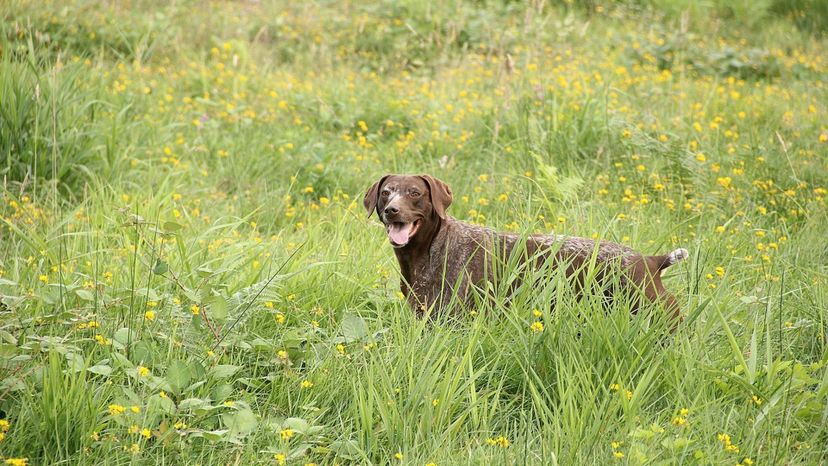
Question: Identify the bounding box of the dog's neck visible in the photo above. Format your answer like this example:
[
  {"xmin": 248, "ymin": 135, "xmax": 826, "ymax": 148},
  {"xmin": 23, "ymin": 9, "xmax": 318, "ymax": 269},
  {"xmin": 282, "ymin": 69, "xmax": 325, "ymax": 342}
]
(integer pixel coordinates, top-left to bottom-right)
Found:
[{"xmin": 393, "ymin": 213, "xmax": 444, "ymax": 285}]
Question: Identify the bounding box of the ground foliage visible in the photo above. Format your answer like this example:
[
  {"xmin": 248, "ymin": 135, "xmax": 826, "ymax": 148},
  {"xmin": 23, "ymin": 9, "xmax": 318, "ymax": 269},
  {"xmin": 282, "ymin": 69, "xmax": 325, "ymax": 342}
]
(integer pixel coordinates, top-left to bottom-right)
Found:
[{"xmin": 0, "ymin": 0, "xmax": 827, "ymax": 464}]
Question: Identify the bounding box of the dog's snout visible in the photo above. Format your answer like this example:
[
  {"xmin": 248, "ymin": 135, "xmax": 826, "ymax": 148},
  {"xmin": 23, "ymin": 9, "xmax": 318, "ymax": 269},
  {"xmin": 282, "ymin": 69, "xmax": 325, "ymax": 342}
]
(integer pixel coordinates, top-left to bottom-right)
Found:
[{"xmin": 384, "ymin": 205, "xmax": 399, "ymax": 216}]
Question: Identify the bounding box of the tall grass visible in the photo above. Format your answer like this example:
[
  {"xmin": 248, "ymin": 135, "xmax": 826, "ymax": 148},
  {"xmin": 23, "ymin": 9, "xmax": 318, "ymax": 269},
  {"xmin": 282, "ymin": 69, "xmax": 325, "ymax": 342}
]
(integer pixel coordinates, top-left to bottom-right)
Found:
[{"xmin": 0, "ymin": 0, "xmax": 826, "ymax": 464}]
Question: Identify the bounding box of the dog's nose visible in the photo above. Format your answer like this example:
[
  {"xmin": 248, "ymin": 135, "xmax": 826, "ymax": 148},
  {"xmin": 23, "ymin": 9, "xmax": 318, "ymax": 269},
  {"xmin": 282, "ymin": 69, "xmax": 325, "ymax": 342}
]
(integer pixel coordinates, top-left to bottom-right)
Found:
[{"xmin": 384, "ymin": 205, "xmax": 399, "ymax": 216}]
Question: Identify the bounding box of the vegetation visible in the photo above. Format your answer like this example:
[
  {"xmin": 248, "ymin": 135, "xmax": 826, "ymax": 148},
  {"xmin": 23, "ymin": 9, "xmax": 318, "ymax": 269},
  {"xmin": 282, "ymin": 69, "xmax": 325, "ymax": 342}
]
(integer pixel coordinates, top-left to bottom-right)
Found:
[{"xmin": 0, "ymin": 0, "xmax": 826, "ymax": 464}]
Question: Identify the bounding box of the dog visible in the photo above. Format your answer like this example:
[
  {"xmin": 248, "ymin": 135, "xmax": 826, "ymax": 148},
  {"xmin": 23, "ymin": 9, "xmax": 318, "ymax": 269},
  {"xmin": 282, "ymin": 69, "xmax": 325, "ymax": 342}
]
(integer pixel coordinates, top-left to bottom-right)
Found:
[{"xmin": 363, "ymin": 174, "xmax": 688, "ymax": 327}]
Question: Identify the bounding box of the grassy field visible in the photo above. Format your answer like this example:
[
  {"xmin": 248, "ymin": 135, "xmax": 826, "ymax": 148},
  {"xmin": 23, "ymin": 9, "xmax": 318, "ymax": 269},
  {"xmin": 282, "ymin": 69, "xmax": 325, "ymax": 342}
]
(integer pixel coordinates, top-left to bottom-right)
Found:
[{"xmin": 1, "ymin": 0, "xmax": 827, "ymax": 464}]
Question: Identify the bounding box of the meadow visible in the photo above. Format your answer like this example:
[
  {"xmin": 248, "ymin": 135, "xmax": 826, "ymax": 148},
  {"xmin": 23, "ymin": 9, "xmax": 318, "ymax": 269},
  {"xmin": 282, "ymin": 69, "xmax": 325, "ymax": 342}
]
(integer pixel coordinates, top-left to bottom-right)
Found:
[{"xmin": 1, "ymin": 0, "xmax": 827, "ymax": 464}]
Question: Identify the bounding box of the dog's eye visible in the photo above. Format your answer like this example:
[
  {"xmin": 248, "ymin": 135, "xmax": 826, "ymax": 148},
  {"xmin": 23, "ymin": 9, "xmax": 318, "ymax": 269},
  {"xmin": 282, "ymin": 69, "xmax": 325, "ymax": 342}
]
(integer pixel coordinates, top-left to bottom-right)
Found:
[
  {"xmin": 409, "ymin": 191, "xmax": 421, "ymax": 198},
  {"xmin": 381, "ymin": 189, "xmax": 390, "ymax": 197}
]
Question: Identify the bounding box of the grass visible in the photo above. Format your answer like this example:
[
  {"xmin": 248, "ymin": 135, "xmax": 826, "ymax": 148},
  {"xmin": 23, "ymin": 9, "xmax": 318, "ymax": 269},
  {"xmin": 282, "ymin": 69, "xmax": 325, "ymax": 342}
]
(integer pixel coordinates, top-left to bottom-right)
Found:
[{"xmin": 0, "ymin": 0, "xmax": 827, "ymax": 464}]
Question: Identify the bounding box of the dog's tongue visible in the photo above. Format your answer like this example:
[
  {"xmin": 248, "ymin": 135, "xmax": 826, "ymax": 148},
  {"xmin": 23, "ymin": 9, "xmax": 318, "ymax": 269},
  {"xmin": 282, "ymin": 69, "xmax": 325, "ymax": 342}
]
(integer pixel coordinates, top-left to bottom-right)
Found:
[{"xmin": 388, "ymin": 223, "xmax": 412, "ymax": 244}]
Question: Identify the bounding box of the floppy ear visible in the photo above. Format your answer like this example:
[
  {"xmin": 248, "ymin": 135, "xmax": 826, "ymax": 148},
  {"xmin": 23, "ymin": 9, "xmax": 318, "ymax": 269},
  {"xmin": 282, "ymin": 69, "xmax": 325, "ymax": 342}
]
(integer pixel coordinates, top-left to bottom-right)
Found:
[
  {"xmin": 363, "ymin": 175, "xmax": 391, "ymax": 217},
  {"xmin": 420, "ymin": 175, "xmax": 453, "ymax": 219}
]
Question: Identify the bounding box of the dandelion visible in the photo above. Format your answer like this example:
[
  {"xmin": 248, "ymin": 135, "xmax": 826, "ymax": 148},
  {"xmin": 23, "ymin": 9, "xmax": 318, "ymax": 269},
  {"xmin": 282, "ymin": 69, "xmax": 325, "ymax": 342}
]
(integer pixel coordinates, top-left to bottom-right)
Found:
[
  {"xmin": 130, "ymin": 406, "xmax": 141, "ymax": 413},
  {"xmin": 275, "ymin": 453, "xmax": 286, "ymax": 465},
  {"xmin": 394, "ymin": 452, "xmax": 403, "ymax": 460},
  {"xmin": 275, "ymin": 313, "xmax": 286, "ymax": 324},
  {"xmin": 609, "ymin": 383, "xmax": 620, "ymax": 391},
  {"xmin": 174, "ymin": 420, "xmax": 188, "ymax": 430},
  {"xmin": 190, "ymin": 304, "xmax": 200, "ymax": 316},
  {"xmin": 137, "ymin": 366, "xmax": 150, "ymax": 377},
  {"xmin": 530, "ymin": 321, "xmax": 544, "ymax": 333},
  {"xmin": 144, "ymin": 310, "xmax": 156, "ymax": 321},
  {"xmin": 485, "ymin": 435, "xmax": 510, "ymax": 448},
  {"xmin": 95, "ymin": 335, "xmax": 111, "ymax": 346},
  {"xmin": 300, "ymin": 380, "xmax": 314, "ymax": 389},
  {"xmin": 277, "ymin": 350, "xmax": 289, "ymax": 361},
  {"xmin": 128, "ymin": 443, "xmax": 140, "ymax": 454},
  {"xmin": 108, "ymin": 404, "xmax": 126, "ymax": 416},
  {"xmin": 613, "ymin": 451, "xmax": 625, "ymax": 459},
  {"xmin": 159, "ymin": 391, "xmax": 168, "ymax": 399},
  {"xmin": 718, "ymin": 433, "xmax": 740, "ymax": 453},
  {"xmin": 280, "ymin": 428, "xmax": 295, "ymax": 440},
  {"xmin": 141, "ymin": 428, "xmax": 151, "ymax": 439},
  {"xmin": 4, "ymin": 459, "xmax": 28, "ymax": 466}
]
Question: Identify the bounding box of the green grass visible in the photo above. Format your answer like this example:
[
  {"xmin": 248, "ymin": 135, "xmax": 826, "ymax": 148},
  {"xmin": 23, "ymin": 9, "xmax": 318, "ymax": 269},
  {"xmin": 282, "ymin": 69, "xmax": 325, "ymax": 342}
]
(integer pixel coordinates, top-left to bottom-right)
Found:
[{"xmin": 1, "ymin": 0, "xmax": 827, "ymax": 464}]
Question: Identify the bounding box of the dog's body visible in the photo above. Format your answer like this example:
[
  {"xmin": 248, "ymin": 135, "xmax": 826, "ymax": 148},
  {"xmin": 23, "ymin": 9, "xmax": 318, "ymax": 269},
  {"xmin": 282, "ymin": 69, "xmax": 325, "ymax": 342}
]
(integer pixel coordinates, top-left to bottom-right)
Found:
[{"xmin": 364, "ymin": 174, "xmax": 687, "ymax": 325}]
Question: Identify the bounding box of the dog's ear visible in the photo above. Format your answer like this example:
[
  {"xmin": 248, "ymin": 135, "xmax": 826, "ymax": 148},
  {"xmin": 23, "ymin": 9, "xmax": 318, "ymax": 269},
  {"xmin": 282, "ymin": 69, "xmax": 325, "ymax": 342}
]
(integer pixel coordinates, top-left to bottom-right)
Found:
[
  {"xmin": 363, "ymin": 175, "xmax": 391, "ymax": 217},
  {"xmin": 420, "ymin": 175, "xmax": 453, "ymax": 219}
]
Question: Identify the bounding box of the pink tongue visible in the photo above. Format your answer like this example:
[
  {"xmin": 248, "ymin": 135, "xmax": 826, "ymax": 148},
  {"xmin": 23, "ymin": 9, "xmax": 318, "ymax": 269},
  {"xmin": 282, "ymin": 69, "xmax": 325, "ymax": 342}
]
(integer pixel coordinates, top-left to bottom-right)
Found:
[{"xmin": 388, "ymin": 223, "xmax": 412, "ymax": 244}]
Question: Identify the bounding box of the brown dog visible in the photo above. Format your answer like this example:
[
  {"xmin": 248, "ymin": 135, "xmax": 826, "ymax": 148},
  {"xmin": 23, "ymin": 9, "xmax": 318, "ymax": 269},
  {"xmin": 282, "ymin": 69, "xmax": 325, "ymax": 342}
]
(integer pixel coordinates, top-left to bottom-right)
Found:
[{"xmin": 364, "ymin": 174, "xmax": 688, "ymax": 326}]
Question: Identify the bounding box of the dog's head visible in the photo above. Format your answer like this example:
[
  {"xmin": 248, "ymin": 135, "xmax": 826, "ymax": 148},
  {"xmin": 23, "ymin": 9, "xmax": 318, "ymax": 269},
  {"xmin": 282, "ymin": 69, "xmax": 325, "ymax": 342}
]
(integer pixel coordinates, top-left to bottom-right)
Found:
[{"xmin": 363, "ymin": 174, "xmax": 453, "ymax": 248}]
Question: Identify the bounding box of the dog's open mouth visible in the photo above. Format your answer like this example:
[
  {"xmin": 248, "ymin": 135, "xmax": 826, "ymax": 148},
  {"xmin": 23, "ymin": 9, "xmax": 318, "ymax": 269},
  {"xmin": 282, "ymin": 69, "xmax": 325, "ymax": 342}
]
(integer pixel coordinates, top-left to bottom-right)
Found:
[{"xmin": 387, "ymin": 220, "xmax": 420, "ymax": 247}]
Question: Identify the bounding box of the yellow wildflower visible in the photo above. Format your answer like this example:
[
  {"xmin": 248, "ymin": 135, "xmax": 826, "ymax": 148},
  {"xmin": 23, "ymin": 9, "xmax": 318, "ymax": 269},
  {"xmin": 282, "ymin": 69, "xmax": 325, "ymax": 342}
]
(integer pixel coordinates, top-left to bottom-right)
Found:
[{"xmin": 108, "ymin": 404, "xmax": 126, "ymax": 416}]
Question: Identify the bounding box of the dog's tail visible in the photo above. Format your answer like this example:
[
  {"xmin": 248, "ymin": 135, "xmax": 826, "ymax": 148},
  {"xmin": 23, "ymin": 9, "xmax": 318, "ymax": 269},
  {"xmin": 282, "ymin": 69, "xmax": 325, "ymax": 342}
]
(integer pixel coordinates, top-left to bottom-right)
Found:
[{"xmin": 653, "ymin": 248, "xmax": 689, "ymax": 271}]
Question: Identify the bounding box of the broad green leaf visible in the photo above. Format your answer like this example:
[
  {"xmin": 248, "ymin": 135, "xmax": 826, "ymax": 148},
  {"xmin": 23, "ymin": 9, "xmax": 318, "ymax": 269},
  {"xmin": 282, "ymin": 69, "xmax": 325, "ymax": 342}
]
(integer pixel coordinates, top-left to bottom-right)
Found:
[
  {"xmin": 340, "ymin": 313, "xmax": 368, "ymax": 342},
  {"xmin": 282, "ymin": 417, "xmax": 310, "ymax": 433},
  {"xmin": 113, "ymin": 328, "xmax": 138, "ymax": 347},
  {"xmin": 166, "ymin": 359, "xmax": 193, "ymax": 393},
  {"xmin": 65, "ymin": 352, "xmax": 85, "ymax": 372},
  {"xmin": 329, "ymin": 439, "xmax": 362, "ymax": 460},
  {"xmin": 222, "ymin": 408, "xmax": 258, "ymax": 435},
  {"xmin": 0, "ymin": 344, "xmax": 17, "ymax": 357},
  {"xmin": 163, "ymin": 221, "xmax": 184, "ymax": 232},
  {"xmin": 153, "ymin": 259, "xmax": 169, "ymax": 275},
  {"xmin": 87, "ymin": 364, "xmax": 113, "ymax": 376},
  {"xmin": 75, "ymin": 289, "xmax": 96, "ymax": 301},
  {"xmin": 148, "ymin": 393, "xmax": 176, "ymax": 415},
  {"xmin": 200, "ymin": 429, "xmax": 229, "ymax": 441},
  {"xmin": 0, "ymin": 330, "xmax": 16, "ymax": 344},
  {"xmin": 210, "ymin": 364, "xmax": 241, "ymax": 379},
  {"xmin": 207, "ymin": 295, "xmax": 228, "ymax": 322}
]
